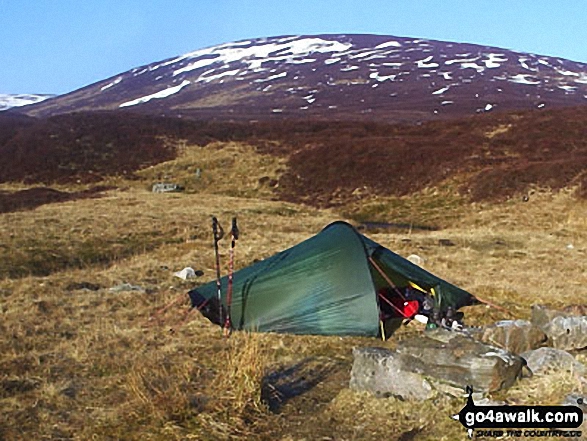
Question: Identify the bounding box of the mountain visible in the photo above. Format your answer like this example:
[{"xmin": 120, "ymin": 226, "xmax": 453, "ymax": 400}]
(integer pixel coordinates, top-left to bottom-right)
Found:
[
  {"xmin": 18, "ymin": 34, "xmax": 587, "ymax": 122},
  {"xmin": 0, "ymin": 94, "xmax": 54, "ymax": 112}
]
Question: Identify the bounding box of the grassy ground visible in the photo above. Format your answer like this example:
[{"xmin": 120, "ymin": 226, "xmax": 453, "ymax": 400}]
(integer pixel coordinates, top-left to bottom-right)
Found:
[{"xmin": 0, "ymin": 142, "xmax": 585, "ymax": 440}]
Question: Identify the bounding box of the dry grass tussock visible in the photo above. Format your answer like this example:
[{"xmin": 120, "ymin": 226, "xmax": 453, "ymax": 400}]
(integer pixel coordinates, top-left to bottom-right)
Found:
[{"xmin": 0, "ymin": 144, "xmax": 586, "ymax": 440}]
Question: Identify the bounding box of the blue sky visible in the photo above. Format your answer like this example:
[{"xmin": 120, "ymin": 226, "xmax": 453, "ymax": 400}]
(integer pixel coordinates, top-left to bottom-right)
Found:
[{"xmin": 2, "ymin": 0, "xmax": 586, "ymax": 95}]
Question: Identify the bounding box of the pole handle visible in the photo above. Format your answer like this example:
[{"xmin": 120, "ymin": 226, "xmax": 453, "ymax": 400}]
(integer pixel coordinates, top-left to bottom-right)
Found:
[
  {"xmin": 231, "ymin": 217, "xmax": 239, "ymax": 241},
  {"xmin": 212, "ymin": 216, "xmax": 224, "ymax": 241}
]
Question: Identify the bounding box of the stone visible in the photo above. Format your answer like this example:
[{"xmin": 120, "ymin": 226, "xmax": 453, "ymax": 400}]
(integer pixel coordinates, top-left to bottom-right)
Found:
[
  {"xmin": 109, "ymin": 283, "xmax": 145, "ymax": 293},
  {"xmin": 438, "ymin": 239, "xmax": 455, "ymax": 247},
  {"xmin": 349, "ymin": 347, "xmax": 434, "ymax": 401},
  {"xmin": 152, "ymin": 183, "xmax": 184, "ymax": 193},
  {"xmin": 173, "ymin": 267, "xmax": 197, "ymax": 280},
  {"xmin": 520, "ymin": 347, "xmax": 586, "ymax": 377},
  {"xmin": 396, "ymin": 334, "xmax": 524, "ymax": 393},
  {"xmin": 562, "ymin": 394, "xmax": 587, "ymax": 441},
  {"xmin": 65, "ymin": 281, "xmax": 102, "ymax": 291},
  {"xmin": 479, "ymin": 320, "xmax": 547, "ymax": 354},
  {"xmin": 407, "ymin": 254, "xmax": 425, "ymax": 266},
  {"xmin": 543, "ymin": 316, "xmax": 587, "ymax": 351},
  {"xmin": 531, "ymin": 305, "xmax": 587, "ymax": 351},
  {"xmin": 531, "ymin": 305, "xmax": 566, "ymax": 329}
]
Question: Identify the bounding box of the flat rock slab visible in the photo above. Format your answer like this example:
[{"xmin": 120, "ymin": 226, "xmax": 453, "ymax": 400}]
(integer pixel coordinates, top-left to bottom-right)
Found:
[{"xmin": 396, "ymin": 335, "xmax": 524, "ymax": 393}]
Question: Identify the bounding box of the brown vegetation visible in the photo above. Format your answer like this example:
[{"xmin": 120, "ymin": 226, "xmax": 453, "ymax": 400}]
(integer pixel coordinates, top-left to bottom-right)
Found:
[
  {"xmin": 1, "ymin": 106, "xmax": 586, "ymax": 208},
  {"xmin": 0, "ymin": 179, "xmax": 585, "ymax": 439}
]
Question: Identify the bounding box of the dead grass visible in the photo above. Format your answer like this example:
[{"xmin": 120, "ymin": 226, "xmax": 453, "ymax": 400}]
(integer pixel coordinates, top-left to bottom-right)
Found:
[
  {"xmin": 1, "ymin": 150, "xmax": 586, "ymax": 440},
  {"xmin": 136, "ymin": 141, "xmax": 286, "ymax": 199}
]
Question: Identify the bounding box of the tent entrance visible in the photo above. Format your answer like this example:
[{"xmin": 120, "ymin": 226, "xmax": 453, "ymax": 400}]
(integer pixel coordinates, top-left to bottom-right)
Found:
[{"xmin": 368, "ymin": 256, "xmax": 435, "ymax": 339}]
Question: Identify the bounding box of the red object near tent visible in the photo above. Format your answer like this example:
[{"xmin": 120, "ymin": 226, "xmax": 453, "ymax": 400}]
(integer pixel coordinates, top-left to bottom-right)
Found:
[{"xmin": 378, "ymin": 288, "xmax": 419, "ymax": 319}]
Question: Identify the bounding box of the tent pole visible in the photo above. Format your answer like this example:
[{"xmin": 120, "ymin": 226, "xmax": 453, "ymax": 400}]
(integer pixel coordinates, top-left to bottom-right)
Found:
[
  {"xmin": 368, "ymin": 256, "xmax": 408, "ymax": 301},
  {"xmin": 378, "ymin": 292, "xmax": 408, "ymax": 318}
]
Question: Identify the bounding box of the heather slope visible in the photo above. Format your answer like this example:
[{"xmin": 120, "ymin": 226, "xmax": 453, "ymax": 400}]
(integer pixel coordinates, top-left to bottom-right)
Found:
[{"xmin": 1, "ymin": 107, "xmax": 585, "ymax": 207}]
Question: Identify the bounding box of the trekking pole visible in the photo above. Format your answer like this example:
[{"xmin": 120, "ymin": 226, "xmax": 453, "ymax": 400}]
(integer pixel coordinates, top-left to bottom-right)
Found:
[
  {"xmin": 223, "ymin": 217, "xmax": 239, "ymax": 337},
  {"xmin": 212, "ymin": 216, "xmax": 225, "ymax": 329}
]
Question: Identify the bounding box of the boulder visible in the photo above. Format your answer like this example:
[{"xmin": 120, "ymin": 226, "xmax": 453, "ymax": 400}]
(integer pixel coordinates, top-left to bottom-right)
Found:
[
  {"xmin": 531, "ymin": 305, "xmax": 566, "ymax": 328},
  {"xmin": 396, "ymin": 334, "xmax": 524, "ymax": 392},
  {"xmin": 531, "ymin": 305, "xmax": 587, "ymax": 351},
  {"xmin": 349, "ymin": 347, "xmax": 433, "ymax": 401},
  {"xmin": 152, "ymin": 183, "xmax": 184, "ymax": 193},
  {"xmin": 542, "ymin": 316, "xmax": 587, "ymax": 351},
  {"xmin": 520, "ymin": 347, "xmax": 586, "ymax": 378},
  {"xmin": 479, "ymin": 320, "xmax": 547, "ymax": 354}
]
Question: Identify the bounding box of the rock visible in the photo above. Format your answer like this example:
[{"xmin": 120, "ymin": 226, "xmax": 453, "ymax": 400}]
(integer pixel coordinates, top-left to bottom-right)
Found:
[
  {"xmin": 407, "ymin": 254, "xmax": 425, "ymax": 266},
  {"xmin": 562, "ymin": 394, "xmax": 587, "ymax": 440},
  {"xmin": 531, "ymin": 305, "xmax": 587, "ymax": 350},
  {"xmin": 563, "ymin": 393, "xmax": 587, "ymax": 410},
  {"xmin": 438, "ymin": 239, "xmax": 455, "ymax": 247},
  {"xmin": 349, "ymin": 347, "xmax": 434, "ymax": 401},
  {"xmin": 479, "ymin": 320, "xmax": 547, "ymax": 354},
  {"xmin": 520, "ymin": 347, "xmax": 586, "ymax": 377},
  {"xmin": 109, "ymin": 283, "xmax": 145, "ymax": 293},
  {"xmin": 543, "ymin": 316, "xmax": 587, "ymax": 351},
  {"xmin": 563, "ymin": 305, "xmax": 587, "ymax": 316},
  {"xmin": 424, "ymin": 327, "xmax": 467, "ymax": 343},
  {"xmin": 65, "ymin": 281, "xmax": 102, "ymax": 291},
  {"xmin": 152, "ymin": 183, "xmax": 184, "ymax": 193},
  {"xmin": 531, "ymin": 305, "xmax": 566, "ymax": 329},
  {"xmin": 173, "ymin": 267, "xmax": 197, "ymax": 280},
  {"xmin": 396, "ymin": 335, "xmax": 524, "ymax": 393}
]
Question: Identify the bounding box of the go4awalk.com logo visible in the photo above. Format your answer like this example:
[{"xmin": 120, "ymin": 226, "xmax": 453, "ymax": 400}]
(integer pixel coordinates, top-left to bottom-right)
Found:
[{"xmin": 453, "ymin": 387, "xmax": 584, "ymax": 438}]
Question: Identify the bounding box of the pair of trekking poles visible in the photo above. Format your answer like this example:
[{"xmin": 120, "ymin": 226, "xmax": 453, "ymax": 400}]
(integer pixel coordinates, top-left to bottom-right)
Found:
[{"xmin": 212, "ymin": 216, "xmax": 239, "ymax": 337}]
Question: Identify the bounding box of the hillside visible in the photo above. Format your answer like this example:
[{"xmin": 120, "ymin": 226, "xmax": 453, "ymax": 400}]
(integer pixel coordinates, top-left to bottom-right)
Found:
[
  {"xmin": 1, "ymin": 106, "xmax": 586, "ymax": 208},
  {"xmin": 18, "ymin": 34, "xmax": 587, "ymax": 123}
]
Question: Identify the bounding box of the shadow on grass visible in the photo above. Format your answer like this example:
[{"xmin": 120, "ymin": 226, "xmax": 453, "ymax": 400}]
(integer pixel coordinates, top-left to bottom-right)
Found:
[
  {"xmin": 0, "ymin": 186, "xmax": 112, "ymax": 214},
  {"xmin": 262, "ymin": 357, "xmax": 341, "ymax": 413}
]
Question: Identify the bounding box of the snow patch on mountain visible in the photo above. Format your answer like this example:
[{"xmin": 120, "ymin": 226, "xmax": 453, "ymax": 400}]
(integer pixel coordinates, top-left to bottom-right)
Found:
[
  {"xmin": 119, "ymin": 80, "xmax": 191, "ymax": 107},
  {"xmin": 161, "ymin": 37, "xmax": 352, "ymax": 74},
  {"xmin": 0, "ymin": 94, "xmax": 53, "ymax": 111}
]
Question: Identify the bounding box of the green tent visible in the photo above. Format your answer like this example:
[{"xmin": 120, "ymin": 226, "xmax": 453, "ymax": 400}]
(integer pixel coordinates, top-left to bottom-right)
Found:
[{"xmin": 189, "ymin": 221, "xmax": 476, "ymax": 337}]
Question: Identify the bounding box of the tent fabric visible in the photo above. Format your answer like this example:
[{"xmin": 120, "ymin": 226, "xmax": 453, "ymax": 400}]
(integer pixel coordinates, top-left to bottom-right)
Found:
[{"xmin": 189, "ymin": 221, "xmax": 476, "ymax": 336}]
